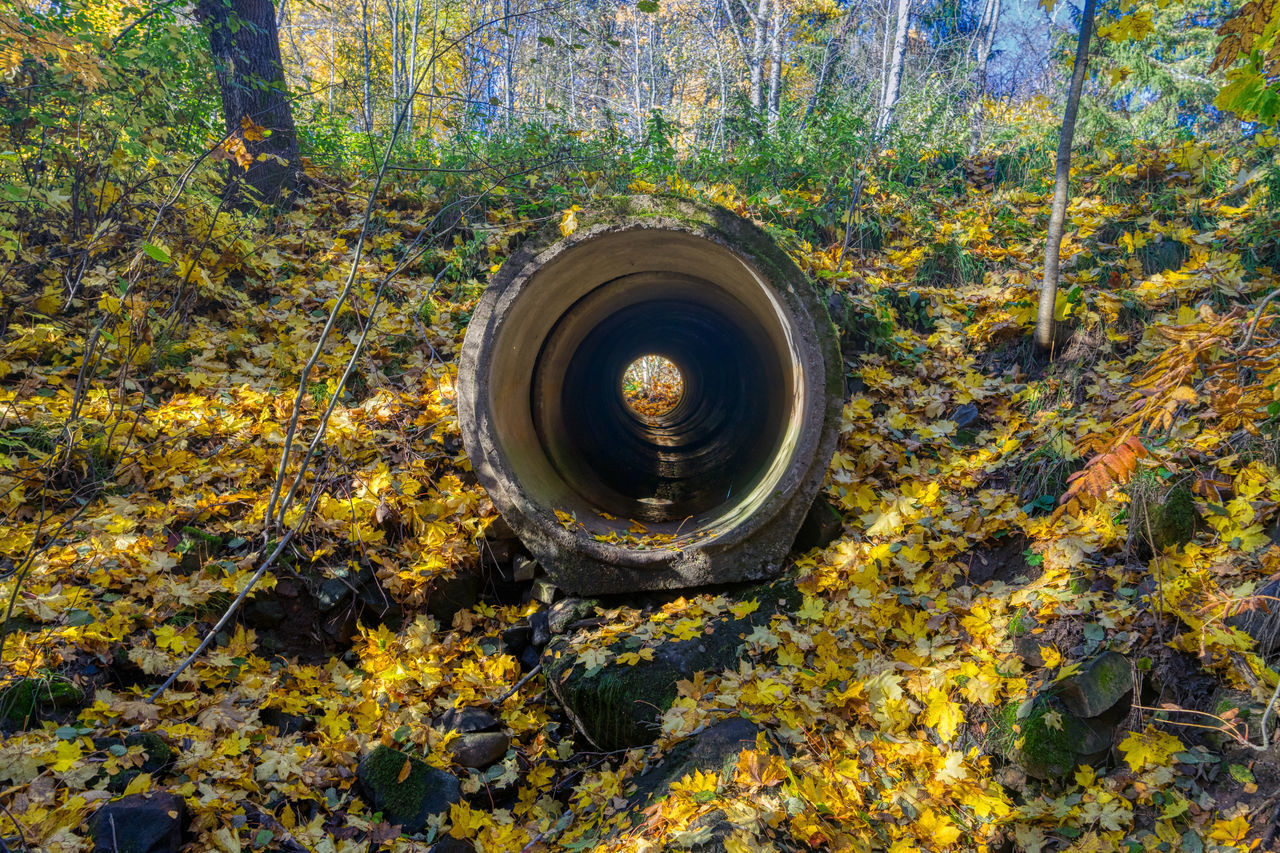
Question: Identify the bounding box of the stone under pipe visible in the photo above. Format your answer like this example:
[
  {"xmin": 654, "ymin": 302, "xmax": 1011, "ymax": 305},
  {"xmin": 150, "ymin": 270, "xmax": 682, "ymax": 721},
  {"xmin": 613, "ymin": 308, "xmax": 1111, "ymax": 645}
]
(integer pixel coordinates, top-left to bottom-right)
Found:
[{"xmin": 457, "ymin": 196, "xmax": 842, "ymax": 594}]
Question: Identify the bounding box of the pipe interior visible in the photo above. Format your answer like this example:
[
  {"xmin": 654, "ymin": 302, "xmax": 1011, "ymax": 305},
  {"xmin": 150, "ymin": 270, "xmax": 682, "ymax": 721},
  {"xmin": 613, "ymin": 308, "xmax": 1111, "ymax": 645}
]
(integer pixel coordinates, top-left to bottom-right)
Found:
[{"xmin": 486, "ymin": 230, "xmax": 803, "ymax": 540}]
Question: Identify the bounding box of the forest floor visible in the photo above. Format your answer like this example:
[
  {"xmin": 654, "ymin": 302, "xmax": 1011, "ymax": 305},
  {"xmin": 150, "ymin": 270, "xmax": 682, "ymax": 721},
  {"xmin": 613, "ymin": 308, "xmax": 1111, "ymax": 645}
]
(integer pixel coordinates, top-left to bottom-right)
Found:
[{"xmin": 3, "ymin": 131, "xmax": 1280, "ymax": 852}]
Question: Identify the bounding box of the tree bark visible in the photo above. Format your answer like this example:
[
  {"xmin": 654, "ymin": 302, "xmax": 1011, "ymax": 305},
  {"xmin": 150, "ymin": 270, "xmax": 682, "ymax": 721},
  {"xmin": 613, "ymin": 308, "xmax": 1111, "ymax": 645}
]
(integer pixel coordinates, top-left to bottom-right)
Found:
[
  {"xmin": 802, "ymin": 6, "xmax": 856, "ymax": 128},
  {"xmin": 1035, "ymin": 0, "xmax": 1097, "ymax": 352},
  {"xmin": 197, "ymin": 0, "xmax": 302, "ymax": 202},
  {"xmin": 765, "ymin": 0, "xmax": 783, "ymax": 129},
  {"xmin": 747, "ymin": 0, "xmax": 769, "ymax": 113},
  {"xmin": 974, "ymin": 0, "xmax": 1001, "ymax": 95},
  {"xmin": 968, "ymin": 0, "xmax": 1001, "ymax": 153},
  {"xmin": 877, "ymin": 0, "xmax": 910, "ymax": 133}
]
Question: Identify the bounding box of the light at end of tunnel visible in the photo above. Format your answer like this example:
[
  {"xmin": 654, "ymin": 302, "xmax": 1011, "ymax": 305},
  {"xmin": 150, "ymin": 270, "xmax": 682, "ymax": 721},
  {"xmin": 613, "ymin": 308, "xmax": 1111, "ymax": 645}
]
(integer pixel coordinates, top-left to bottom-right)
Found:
[{"xmin": 622, "ymin": 355, "xmax": 683, "ymax": 419}]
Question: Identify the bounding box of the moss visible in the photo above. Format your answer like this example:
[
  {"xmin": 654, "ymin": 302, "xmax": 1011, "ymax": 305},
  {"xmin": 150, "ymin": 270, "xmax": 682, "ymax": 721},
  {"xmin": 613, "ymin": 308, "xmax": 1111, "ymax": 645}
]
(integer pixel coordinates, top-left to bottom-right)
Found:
[
  {"xmin": 547, "ymin": 578, "xmax": 800, "ymax": 750},
  {"xmin": 1151, "ymin": 484, "xmax": 1196, "ymax": 549},
  {"xmin": 356, "ymin": 745, "xmax": 459, "ymax": 833},
  {"xmin": 97, "ymin": 732, "xmax": 176, "ymax": 792},
  {"xmin": 1, "ymin": 675, "xmax": 84, "ymax": 728},
  {"xmin": 1007, "ymin": 609, "xmax": 1035, "ymax": 637},
  {"xmin": 1015, "ymin": 701, "xmax": 1080, "ymax": 779},
  {"xmin": 361, "ymin": 746, "xmax": 431, "ymax": 823}
]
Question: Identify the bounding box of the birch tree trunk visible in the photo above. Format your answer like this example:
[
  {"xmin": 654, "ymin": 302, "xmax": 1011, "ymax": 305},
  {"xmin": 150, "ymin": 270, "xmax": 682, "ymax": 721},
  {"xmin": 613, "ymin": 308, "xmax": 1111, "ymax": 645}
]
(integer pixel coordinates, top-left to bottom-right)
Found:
[
  {"xmin": 361, "ymin": 0, "xmax": 374, "ymax": 131},
  {"xmin": 747, "ymin": 0, "xmax": 769, "ymax": 113},
  {"xmin": 877, "ymin": 0, "xmax": 910, "ymax": 133},
  {"xmin": 765, "ymin": 0, "xmax": 783, "ymax": 129},
  {"xmin": 974, "ymin": 0, "xmax": 1001, "ymax": 95},
  {"xmin": 504, "ymin": 0, "xmax": 516, "ymax": 124},
  {"xmin": 1034, "ymin": 0, "xmax": 1097, "ymax": 352}
]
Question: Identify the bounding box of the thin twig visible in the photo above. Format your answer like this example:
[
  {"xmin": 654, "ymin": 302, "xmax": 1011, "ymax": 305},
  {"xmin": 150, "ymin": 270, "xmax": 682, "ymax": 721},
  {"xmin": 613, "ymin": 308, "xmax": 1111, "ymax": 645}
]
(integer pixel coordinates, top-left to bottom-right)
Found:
[{"xmin": 491, "ymin": 663, "xmax": 542, "ymax": 706}]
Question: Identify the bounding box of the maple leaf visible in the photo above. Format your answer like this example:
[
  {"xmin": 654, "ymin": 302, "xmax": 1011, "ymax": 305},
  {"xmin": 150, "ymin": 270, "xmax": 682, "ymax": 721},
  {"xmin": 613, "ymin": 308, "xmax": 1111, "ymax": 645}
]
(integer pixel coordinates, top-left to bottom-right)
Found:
[{"xmin": 1118, "ymin": 728, "xmax": 1184, "ymax": 772}]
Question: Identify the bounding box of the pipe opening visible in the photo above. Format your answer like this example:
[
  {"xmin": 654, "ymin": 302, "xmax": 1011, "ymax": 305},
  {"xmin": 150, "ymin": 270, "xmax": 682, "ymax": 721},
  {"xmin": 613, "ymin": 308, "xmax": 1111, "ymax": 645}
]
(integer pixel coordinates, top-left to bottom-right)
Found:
[
  {"xmin": 533, "ymin": 287, "xmax": 792, "ymax": 525},
  {"xmin": 459, "ymin": 199, "xmax": 841, "ymax": 591}
]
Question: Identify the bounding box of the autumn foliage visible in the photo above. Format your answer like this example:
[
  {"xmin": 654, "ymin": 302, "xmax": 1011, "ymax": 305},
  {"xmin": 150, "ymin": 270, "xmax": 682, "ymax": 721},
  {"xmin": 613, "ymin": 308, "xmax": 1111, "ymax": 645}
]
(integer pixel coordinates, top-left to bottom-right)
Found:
[{"xmin": 2, "ymin": 3, "xmax": 1280, "ymax": 852}]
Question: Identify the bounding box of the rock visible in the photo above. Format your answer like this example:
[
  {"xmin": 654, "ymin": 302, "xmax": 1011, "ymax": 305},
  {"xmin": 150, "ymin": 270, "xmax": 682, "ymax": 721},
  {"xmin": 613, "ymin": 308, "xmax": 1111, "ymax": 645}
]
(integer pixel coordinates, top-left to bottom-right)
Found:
[
  {"xmin": 94, "ymin": 732, "xmax": 175, "ymax": 793},
  {"xmin": 1058, "ymin": 651, "xmax": 1132, "ymax": 718},
  {"xmin": 544, "ymin": 579, "xmax": 799, "ymax": 750},
  {"xmin": 519, "ymin": 645, "xmax": 541, "ymax": 672},
  {"xmin": 512, "ymin": 555, "xmax": 539, "ymax": 582},
  {"xmin": 315, "ymin": 577, "xmax": 353, "ymax": 612},
  {"xmin": 429, "ymin": 839, "xmax": 475, "ymax": 853},
  {"xmin": 177, "ymin": 527, "xmax": 222, "ymax": 574},
  {"xmin": 1139, "ymin": 238, "xmax": 1188, "ymax": 275},
  {"xmin": 501, "ymin": 624, "xmax": 532, "ymax": 655},
  {"xmin": 447, "ymin": 731, "xmax": 510, "ymax": 768},
  {"xmin": 669, "ymin": 809, "xmax": 735, "ymax": 851},
  {"xmin": 1, "ymin": 676, "xmax": 84, "ymax": 728},
  {"xmin": 951, "ymin": 403, "xmax": 982, "ymax": 430},
  {"xmin": 1130, "ymin": 483, "xmax": 1198, "ymax": 555},
  {"xmin": 483, "ymin": 515, "xmax": 517, "ymax": 541},
  {"xmin": 243, "ymin": 594, "xmax": 286, "ymax": 628},
  {"xmin": 356, "ymin": 746, "xmax": 461, "ymax": 834},
  {"xmin": 629, "ymin": 718, "xmax": 764, "ymax": 809},
  {"xmin": 548, "ymin": 598, "xmax": 598, "ymax": 635},
  {"xmin": 260, "ymin": 707, "xmax": 315, "ymax": 736},
  {"xmin": 356, "ymin": 578, "xmax": 402, "ymax": 624},
  {"xmin": 792, "ymin": 497, "xmax": 843, "ymax": 553},
  {"xmin": 530, "ymin": 612, "xmax": 551, "ymax": 648},
  {"xmin": 531, "ymin": 578, "xmax": 559, "ymax": 605},
  {"xmin": 89, "ymin": 792, "xmax": 186, "ymax": 853},
  {"xmin": 426, "ymin": 572, "xmax": 480, "ymax": 627},
  {"xmin": 1225, "ymin": 579, "xmax": 1280, "ymax": 658},
  {"xmin": 437, "ymin": 707, "xmax": 499, "ymax": 734},
  {"xmin": 1000, "ymin": 698, "xmax": 1114, "ymax": 781}
]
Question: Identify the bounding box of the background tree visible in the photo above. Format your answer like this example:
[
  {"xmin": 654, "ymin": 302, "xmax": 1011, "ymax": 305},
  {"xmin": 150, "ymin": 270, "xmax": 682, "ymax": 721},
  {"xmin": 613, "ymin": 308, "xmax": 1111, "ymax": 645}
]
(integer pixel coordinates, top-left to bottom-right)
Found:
[
  {"xmin": 197, "ymin": 0, "xmax": 302, "ymax": 202},
  {"xmin": 1035, "ymin": 0, "xmax": 1098, "ymax": 353}
]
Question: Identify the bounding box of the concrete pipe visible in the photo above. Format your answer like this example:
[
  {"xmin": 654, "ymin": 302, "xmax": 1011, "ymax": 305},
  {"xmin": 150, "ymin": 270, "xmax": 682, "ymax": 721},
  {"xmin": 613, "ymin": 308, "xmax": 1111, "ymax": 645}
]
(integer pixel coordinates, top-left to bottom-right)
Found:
[{"xmin": 458, "ymin": 196, "xmax": 842, "ymax": 594}]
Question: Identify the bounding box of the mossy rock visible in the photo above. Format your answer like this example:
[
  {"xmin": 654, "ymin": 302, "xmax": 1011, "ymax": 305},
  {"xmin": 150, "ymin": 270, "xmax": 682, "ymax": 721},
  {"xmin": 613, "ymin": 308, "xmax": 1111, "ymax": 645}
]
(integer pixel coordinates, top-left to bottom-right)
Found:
[
  {"xmin": 1, "ymin": 675, "xmax": 84, "ymax": 728},
  {"xmin": 543, "ymin": 578, "xmax": 800, "ymax": 751},
  {"xmin": 987, "ymin": 696, "xmax": 1112, "ymax": 781},
  {"xmin": 1151, "ymin": 485, "xmax": 1197, "ymax": 549},
  {"xmin": 95, "ymin": 732, "xmax": 176, "ymax": 793},
  {"xmin": 356, "ymin": 745, "xmax": 460, "ymax": 834},
  {"xmin": 1129, "ymin": 481, "xmax": 1198, "ymax": 554},
  {"xmin": 627, "ymin": 718, "xmax": 765, "ymax": 811},
  {"xmin": 1057, "ymin": 651, "xmax": 1132, "ymax": 718},
  {"xmin": 1007, "ymin": 697, "xmax": 1111, "ymax": 781}
]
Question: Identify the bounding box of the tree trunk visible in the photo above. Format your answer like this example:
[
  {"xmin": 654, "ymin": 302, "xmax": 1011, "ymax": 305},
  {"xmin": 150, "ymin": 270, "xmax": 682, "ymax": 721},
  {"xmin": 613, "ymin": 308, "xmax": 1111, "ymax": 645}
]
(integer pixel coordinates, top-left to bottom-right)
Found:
[
  {"xmin": 877, "ymin": 0, "xmax": 910, "ymax": 133},
  {"xmin": 974, "ymin": 0, "xmax": 1001, "ymax": 95},
  {"xmin": 504, "ymin": 0, "xmax": 516, "ymax": 124},
  {"xmin": 361, "ymin": 0, "xmax": 374, "ymax": 132},
  {"xmin": 765, "ymin": 0, "xmax": 783, "ymax": 129},
  {"xmin": 802, "ymin": 6, "xmax": 856, "ymax": 128},
  {"xmin": 747, "ymin": 0, "xmax": 769, "ymax": 113},
  {"xmin": 968, "ymin": 0, "xmax": 1001, "ymax": 153},
  {"xmin": 197, "ymin": 0, "xmax": 302, "ymax": 202},
  {"xmin": 1035, "ymin": 0, "xmax": 1096, "ymax": 352}
]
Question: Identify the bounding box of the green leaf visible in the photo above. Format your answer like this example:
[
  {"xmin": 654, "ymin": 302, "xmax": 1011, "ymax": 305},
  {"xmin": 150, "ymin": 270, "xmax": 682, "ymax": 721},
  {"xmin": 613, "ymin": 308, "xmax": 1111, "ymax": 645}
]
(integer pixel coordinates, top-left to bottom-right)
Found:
[
  {"xmin": 56, "ymin": 725, "xmax": 79, "ymax": 740},
  {"xmin": 637, "ymin": 0, "xmax": 659, "ymax": 12},
  {"xmin": 66, "ymin": 609, "xmax": 93, "ymax": 627},
  {"xmin": 142, "ymin": 243, "xmax": 172, "ymax": 264},
  {"xmin": 254, "ymin": 829, "xmax": 273, "ymax": 846},
  {"xmin": 1229, "ymin": 763, "xmax": 1255, "ymax": 783}
]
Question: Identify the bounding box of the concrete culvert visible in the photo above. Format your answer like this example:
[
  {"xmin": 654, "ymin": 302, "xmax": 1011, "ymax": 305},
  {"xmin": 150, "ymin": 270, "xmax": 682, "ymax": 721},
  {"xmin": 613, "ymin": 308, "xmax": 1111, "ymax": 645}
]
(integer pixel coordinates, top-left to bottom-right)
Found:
[{"xmin": 458, "ymin": 196, "xmax": 843, "ymax": 594}]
